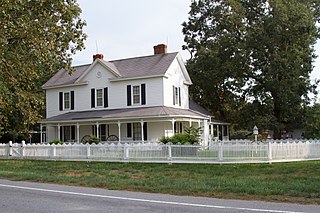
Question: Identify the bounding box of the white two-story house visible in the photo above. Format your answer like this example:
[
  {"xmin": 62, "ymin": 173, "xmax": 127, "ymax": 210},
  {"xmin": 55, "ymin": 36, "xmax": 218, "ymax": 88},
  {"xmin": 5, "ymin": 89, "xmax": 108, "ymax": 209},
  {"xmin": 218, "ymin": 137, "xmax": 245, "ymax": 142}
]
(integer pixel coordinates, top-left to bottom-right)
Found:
[{"xmin": 40, "ymin": 44, "xmax": 229, "ymax": 145}]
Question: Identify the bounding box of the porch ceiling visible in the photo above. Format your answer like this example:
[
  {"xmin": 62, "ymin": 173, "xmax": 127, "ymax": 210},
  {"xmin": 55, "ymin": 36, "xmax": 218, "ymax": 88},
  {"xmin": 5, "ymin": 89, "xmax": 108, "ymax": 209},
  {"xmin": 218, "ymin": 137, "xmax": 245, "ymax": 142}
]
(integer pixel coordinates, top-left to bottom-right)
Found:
[{"xmin": 41, "ymin": 106, "xmax": 210, "ymax": 124}]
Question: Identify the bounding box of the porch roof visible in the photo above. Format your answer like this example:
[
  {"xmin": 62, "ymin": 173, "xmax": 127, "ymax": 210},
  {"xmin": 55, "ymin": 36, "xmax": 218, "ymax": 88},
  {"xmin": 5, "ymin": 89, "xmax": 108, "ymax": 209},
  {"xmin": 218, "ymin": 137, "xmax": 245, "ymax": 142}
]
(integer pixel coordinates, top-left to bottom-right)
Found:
[{"xmin": 41, "ymin": 106, "xmax": 211, "ymax": 124}]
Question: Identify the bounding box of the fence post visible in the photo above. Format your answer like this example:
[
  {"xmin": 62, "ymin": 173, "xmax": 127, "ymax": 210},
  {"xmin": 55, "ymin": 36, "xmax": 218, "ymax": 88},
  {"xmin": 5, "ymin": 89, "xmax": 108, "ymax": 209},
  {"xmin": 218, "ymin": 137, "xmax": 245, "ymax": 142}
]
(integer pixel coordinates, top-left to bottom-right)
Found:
[
  {"xmin": 52, "ymin": 145, "xmax": 56, "ymax": 158},
  {"xmin": 8, "ymin": 141, "xmax": 13, "ymax": 157},
  {"xmin": 21, "ymin": 140, "xmax": 25, "ymax": 158},
  {"xmin": 167, "ymin": 144, "xmax": 172, "ymax": 162},
  {"xmin": 218, "ymin": 141, "xmax": 223, "ymax": 161},
  {"xmin": 268, "ymin": 141, "xmax": 272, "ymax": 163},
  {"xmin": 87, "ymin": 145, "xmax": 91, "ymax": 159},
  {"xmin": 124, "ymin": 144, "xmax": 129, "ymax": 161}
]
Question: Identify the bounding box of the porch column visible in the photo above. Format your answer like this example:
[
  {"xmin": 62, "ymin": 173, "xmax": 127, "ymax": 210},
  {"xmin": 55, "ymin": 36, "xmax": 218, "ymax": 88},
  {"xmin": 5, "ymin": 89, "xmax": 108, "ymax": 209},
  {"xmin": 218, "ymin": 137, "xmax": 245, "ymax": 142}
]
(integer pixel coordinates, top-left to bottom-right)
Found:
[
  {"xmin": 96, "ymin": 122, "xmax": 99, "ymax": 139},
  {"xmin": 40, "ymin": 124, "xmax": 43, "ymax": 143},
  {"xmin": 58, "ymin": 124, "xmax": 61, "ymax": 141},
  {"xmin": 222, "ymin": 125, "xmax": 225, "ymax": 141},
  {"xmin": 118, "ymin": 121, "xmax": 121, "ymax": 142},
  {"xmin": 203, "ymin": 120, "xmax": 209, "ymax": 146},
  {"xmin": 198, "ymin": 120, "xmax": 201, "ymax": 128},
  {"xmin": 189, "ymin": 119, "xmax": 192, "ymax": 127},
  {"xmin": 210, "ymin": 124, "xmax": 213, "ymax": 135},
  {"xmin": 226, "ymin": 125, "xmax": 229, "ymax": 140},
  {"xmin": 171, "ymin": 119, "xmax": 175, "ymax": 136},
  {"xmin": 140, "ymin": 120, "xmax": 144, "ymax": 142},
  {"xmin": 76, "ymin": 123, "xmax": 80, "ymax": 144},
  {"xmin": 217, "ymin": 125, "xmax": 219, "ymax": 140}
]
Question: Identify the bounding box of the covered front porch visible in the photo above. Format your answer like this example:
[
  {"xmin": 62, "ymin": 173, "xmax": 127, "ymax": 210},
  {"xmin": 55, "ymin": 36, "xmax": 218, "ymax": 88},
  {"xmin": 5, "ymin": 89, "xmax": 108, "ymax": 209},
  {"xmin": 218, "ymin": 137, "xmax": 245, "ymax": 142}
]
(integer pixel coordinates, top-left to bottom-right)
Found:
[{"xmin": 39, "ymin": 106, "xmax": 230, "ymax": 145}]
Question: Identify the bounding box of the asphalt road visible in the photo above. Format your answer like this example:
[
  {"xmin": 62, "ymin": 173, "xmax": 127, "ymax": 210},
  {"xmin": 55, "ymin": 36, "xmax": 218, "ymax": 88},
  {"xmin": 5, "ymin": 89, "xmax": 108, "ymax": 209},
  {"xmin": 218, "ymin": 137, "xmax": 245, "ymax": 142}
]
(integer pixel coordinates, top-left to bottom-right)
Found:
[{"xmin": 0, "ymin": 179, "xmax": 318, "ymax": 213}]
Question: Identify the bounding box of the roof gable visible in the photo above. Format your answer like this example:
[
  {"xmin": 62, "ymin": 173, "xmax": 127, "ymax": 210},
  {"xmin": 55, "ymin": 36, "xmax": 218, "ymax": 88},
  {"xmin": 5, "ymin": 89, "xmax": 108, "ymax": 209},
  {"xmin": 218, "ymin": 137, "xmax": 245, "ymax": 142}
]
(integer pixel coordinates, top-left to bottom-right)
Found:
[
  {"xmin": 43, "ymin": 52, "xmax": 179, "ymax": 89},
  {"xmin": 75, "ymin": 59, "xmax": 121, "ymax": 83}
]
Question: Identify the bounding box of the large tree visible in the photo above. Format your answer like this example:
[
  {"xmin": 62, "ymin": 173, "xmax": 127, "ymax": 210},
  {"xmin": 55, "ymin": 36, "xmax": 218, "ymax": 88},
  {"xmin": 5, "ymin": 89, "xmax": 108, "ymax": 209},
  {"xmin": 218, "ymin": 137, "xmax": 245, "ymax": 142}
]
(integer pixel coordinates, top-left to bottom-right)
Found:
[
  {"xmin": 183, "ymin": 0, "xmax": 320, "ymax": 137},
  {"xmin": 0, "ymin": 0, "xmax": 86, "ymax": 140}
]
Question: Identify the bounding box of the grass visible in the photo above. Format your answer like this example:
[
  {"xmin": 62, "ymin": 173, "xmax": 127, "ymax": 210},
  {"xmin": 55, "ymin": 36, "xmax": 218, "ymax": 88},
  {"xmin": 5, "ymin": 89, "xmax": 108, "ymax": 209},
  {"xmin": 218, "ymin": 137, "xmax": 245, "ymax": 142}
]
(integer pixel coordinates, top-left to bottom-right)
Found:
[{"xmin": 0, "ymin": 159, "xmax": 319, "ymax": 204}]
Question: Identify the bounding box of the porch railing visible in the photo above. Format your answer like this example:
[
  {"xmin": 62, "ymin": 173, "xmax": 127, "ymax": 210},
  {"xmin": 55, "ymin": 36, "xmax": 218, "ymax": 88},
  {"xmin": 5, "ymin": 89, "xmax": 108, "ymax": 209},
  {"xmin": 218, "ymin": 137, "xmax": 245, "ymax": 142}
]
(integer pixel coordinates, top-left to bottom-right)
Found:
[{"xmin": 1, "ymin": 139, "xmax": 320, "ymax": 164}]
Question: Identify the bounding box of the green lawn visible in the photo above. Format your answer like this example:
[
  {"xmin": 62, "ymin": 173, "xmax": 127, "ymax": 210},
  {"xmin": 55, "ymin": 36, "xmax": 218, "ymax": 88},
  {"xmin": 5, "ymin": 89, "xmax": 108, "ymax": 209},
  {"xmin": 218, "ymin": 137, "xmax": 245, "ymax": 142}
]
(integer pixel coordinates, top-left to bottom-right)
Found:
[{"xmin": 0, "ymin": 159, "xmax": 319, "ymax": 204}]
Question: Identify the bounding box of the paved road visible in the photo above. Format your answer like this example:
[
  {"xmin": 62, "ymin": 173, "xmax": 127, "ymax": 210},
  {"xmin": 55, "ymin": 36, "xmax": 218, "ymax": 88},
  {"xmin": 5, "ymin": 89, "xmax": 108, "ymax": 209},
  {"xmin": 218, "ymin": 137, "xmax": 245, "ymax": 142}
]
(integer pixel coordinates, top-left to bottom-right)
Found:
[{"xmin": 0, "ymin": 179, "xmax": 318, "ymax": 213}]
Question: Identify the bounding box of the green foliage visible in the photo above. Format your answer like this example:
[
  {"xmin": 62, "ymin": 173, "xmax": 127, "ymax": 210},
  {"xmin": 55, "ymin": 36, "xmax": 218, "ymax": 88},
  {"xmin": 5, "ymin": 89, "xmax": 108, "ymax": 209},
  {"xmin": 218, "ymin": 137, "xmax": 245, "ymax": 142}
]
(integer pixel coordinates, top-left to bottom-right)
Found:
[
  {"xmin": 49, "ymin": 140, "xmax": 63, "ymax": 145},
  {"xmin": 303, "ymin": 104, "xmax": 320, "ymax": 139},
  {"xmin": 182, "ymin": 0, "xmax": 320, "ymax": 138},
  {"xmin": 0, "ymin": 0, "xmax": 86, "ymax": 140},
  {"xmin": 170, "ymin": 133, "xmax": 199, "ymax": 144},
  {"xmin": 159, "ymin": 126, "xmax": 201, "ymax": 144},
  {"xmin": 87, "ymin": 135, "xmax": 100, "ymax": 144}
]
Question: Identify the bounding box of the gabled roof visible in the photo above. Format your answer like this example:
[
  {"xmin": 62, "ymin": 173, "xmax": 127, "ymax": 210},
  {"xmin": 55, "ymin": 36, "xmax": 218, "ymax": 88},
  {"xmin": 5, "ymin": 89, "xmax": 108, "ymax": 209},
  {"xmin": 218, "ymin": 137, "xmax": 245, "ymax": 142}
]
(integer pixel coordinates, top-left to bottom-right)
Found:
[{"xmin": 43, "ymin": 52, "xmax": 180, "ymax": 89}]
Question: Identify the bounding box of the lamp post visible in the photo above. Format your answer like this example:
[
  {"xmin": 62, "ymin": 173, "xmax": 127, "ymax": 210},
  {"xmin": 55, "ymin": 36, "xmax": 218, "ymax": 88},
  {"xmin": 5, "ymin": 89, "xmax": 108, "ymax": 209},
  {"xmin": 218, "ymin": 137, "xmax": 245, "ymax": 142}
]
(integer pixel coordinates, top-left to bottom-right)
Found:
[{"xmin": 253, "ymin": 126, "xmax": 258, "ymax": 143}]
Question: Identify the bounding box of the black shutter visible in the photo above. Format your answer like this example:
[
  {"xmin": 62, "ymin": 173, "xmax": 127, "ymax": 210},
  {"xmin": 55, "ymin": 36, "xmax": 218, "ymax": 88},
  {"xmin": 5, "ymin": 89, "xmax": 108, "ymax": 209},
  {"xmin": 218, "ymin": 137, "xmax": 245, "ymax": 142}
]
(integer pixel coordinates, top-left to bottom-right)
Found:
[
  {"xmin": 127, "ymin": 85, "xmax": 131, "ymax": 106},
  {"xmin": 143, "ymin": 122, "xmax": 147, "ymax": 141},
  {"xmin": 127, "ymin": 123, "xmax": 132, "ymax": 137},
  {"xmin": 141, "ymin": 83, "xmax": 146, "ymax": 105},
  {"xmin": 91, "ymin": 88, "xmax": 95, "ymax": 108},
  {"xmin": 104, "ymin": 87, "xmax": 108, "ymax": 108},
  {"xmin": 71, "ymin": 126, "xmax": 76, "ymax": 140},
  {"xmin": 59, "ymin": 92, "xmax": 63, "ymax": 111},
  {"xmin": 173, "ymin": 86, "xmax": 175, "ymax": 105},
  {"xmin": 70, "ymin": 91, "xmax": 74, "ymax": 110},
  {"xmin": 178, "ymin": 87, "xmax": 181, "ymax": 106},
  {"xmin": 60, "ymin": 126, "xmax": 63, "ymax": 141}
]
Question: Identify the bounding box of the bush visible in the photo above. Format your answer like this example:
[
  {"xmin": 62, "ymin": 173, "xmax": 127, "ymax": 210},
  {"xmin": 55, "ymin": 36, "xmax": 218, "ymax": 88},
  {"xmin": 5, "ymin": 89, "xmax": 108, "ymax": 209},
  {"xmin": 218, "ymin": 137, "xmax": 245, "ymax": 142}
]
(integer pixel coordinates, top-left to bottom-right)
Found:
[
  {"xmin": 88, "ymin": 135, "xmax": 100, "ymax": 144},
  {"xmin": 159, "ymin": 133, "xmax": 199, "ymax": 145},
  {"xmin": 171, "ymin": 133, "xmax": 199, "ymax": 144},
  {"xmin": 49, "ymin": 140, "xmax": 63, "ymax": 145}
]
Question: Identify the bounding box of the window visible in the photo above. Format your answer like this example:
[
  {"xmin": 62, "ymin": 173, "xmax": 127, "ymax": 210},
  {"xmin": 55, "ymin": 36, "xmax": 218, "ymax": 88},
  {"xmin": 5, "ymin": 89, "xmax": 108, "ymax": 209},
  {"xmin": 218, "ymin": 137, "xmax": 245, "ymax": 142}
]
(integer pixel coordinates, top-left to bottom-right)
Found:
[
  {"xmin": 63, "ymin": 126, "xmax": 75, "ymax": 142},
  {"xmin": 173, "ymin": 86, "xmax": 181, "ymax": 106},
  {"xmin": 91, "ymin": 88, "xmax": 108, "ymax": 108},
  {"xmin": 133, "ymin": 123, "xmax": 142, "ymax": 140},
  {"xmin": 96, "ymin": 89, "xmax": 103, "ymax": 107},
  {"xmin": 59, "ymin": 91, "xmax": 74, "ymax": 111},
  {"xmin": 132, "ymin": 85, "xmax": 140, "ymax": 104},
  {"xmin": 64, "ymin": 92, "xmax": 70, "ymax": 109},
  {"xmin": 127, "ymin": 84, "xmax": 146, "ymax": 106}
]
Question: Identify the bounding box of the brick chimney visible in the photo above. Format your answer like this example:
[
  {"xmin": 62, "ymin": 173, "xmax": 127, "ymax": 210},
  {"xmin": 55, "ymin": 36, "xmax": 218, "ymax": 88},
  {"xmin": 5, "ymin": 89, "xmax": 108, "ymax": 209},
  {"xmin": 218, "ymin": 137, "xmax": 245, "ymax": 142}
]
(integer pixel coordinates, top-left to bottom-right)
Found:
[
  {"xmin": 153, "ymin": 44, "xmax": 167, "ymax": 55},
  {"xmin": 93, "ymin": 54, "xmax": 104, "ymax": 61}
]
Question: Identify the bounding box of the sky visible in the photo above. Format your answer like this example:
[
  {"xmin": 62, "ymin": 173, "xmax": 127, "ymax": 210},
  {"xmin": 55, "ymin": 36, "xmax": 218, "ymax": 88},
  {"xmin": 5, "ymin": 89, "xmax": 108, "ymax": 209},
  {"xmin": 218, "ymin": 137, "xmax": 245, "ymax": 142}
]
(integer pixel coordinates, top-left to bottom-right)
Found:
[{"xmin": 73, "ymin": 0, "xmax": 320, "ymax": 81}]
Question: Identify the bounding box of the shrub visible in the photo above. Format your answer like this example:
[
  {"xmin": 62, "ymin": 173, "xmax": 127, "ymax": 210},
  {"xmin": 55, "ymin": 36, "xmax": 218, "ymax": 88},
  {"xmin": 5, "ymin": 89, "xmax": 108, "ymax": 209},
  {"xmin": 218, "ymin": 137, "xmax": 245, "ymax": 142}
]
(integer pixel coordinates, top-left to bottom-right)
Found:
[
  {"xmin": 171, "ymin": 133, "xmax": 199, "ymax": 144},
  {"xmin": 49, "ymin": 140, "xmax": 63, "ymax": 145},
  {"xmin": 88, "ymin": 135, "xmax": 100, "ymax": 144}
]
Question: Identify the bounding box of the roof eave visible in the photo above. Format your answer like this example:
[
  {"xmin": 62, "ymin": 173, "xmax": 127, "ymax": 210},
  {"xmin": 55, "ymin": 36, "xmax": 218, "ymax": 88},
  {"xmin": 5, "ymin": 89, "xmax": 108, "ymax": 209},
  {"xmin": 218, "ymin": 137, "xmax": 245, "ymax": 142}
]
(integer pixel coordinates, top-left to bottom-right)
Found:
[{"xmin": 42, "ymin": 81, "xmax": 88, "ymax": 90}]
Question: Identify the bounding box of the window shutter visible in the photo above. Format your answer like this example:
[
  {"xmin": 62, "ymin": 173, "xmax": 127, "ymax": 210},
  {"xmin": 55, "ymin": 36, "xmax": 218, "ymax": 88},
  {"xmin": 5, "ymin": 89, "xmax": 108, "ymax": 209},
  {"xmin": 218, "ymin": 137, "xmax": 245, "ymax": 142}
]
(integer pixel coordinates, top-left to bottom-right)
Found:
[
  {"xmin": 71, "ymin": 91, "xmax": 74, "ymax": 110},
  {"xmin": 59, "ymin": 92, "xmax": 63, "ymax": 111},
  {"xmin": 127, "ymin": 123, "xmax": 132, "ymax": 138},
  {"xmin": 127, "ymin": 85, "xmax": 132, "ymax": 106},
  {"xmin": 178, "ymin": 87, "xmax": 181, "ymax": 106},
  {"xmin": 173, "ymin": 86, "xmax": 175, "ymax": 105},
  {"xmin": 91, "ymin": 89, "xmax": 95, "ymax": 108},
  {"xmin": 104, "ymin": 87, "xmax": 108, "ymax": 108},
  {"xmin": 143, "ymin": 122, "xmax": 148, "ymax": 140},
  {"xmin": 71, "ymin": 126, "xmax": 76, "ymax": 140},
  {"xmin": 141, "ymin": 84, "xmax": 146, "ymax": 105}
]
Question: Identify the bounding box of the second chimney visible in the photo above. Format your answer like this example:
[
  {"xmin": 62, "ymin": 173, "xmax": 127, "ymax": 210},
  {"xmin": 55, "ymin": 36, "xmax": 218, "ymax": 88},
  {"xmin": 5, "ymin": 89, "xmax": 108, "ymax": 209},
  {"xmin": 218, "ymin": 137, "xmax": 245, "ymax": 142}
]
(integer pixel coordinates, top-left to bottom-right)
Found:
[
  {"xmin": 93, "ymin": 54, "xmax": 104, "ymax": 61},
  {"xmin": 153, "ymin": 44, "xmax": 167, "ymax": 55}
]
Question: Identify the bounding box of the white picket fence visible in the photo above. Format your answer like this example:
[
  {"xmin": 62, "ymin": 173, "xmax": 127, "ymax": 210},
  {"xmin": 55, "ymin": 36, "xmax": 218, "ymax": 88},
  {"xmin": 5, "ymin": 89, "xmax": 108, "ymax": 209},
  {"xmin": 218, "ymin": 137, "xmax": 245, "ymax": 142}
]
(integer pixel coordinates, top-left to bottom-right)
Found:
[{"xmin": 1, "ymin": 140, "xmax": 320, "ymax": 164}]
